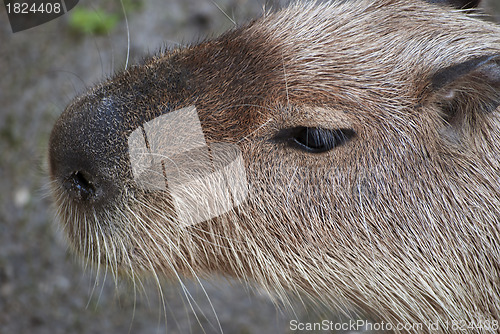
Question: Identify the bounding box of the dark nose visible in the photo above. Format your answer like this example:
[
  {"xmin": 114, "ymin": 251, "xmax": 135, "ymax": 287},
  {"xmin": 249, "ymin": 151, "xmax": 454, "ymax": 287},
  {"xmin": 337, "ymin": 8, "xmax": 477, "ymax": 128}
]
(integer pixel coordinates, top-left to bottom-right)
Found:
[
  {"xmin": 48, "ymin": 93, "xmax": 132, "ymax": 207},
  {"xmin": 62, "ymin": 171, "xmax": 98, "ymax": 202}
]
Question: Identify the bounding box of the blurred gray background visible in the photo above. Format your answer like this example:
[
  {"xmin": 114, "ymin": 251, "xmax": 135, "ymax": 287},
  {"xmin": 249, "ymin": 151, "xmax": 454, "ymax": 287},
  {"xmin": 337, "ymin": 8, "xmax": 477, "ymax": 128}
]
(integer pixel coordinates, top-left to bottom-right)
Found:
[{"xmin": 1, "ymin": 0, "xmax": 500, "ymax": 333}]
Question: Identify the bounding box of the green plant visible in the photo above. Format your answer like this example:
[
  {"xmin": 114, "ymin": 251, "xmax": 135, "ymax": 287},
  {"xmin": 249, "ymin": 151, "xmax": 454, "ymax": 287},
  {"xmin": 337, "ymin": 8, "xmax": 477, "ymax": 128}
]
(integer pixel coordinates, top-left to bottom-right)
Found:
[{"xmin": 68, "ymin": 7, "xmax": 119, "ymax": 35}]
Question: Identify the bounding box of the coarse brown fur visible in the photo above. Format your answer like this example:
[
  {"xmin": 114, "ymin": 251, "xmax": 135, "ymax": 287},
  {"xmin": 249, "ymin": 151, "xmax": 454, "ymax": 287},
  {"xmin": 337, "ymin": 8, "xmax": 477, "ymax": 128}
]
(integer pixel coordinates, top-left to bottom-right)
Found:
[{"xmin": 48, "ymin": 0, "xmax": 500, "ymax": 332}]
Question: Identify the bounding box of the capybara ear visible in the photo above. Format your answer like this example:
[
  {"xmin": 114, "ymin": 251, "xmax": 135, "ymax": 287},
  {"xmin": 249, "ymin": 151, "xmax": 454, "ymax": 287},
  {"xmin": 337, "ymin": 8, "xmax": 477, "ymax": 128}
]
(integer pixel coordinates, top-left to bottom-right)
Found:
[
  {"xmin": 426, "ymin": 0, "xmax": 481, "ymax": 9},
  {"xmin": 429, "ymin": 55, "xmax": 500, "ymax": 130}
]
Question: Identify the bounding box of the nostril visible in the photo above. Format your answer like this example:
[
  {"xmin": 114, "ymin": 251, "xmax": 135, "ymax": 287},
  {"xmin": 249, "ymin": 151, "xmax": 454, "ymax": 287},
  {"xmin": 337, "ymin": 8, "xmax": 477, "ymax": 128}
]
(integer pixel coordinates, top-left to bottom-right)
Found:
[{"xmin": 63, "ymin": 171, "xmax": 98, "ymax": 202}]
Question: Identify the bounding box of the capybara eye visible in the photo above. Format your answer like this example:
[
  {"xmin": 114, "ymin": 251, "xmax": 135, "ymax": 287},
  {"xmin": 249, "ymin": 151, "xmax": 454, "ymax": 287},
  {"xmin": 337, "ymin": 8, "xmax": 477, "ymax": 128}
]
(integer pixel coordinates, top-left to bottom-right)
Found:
[{"xmin": 291, "ymin": 127, "xmax": 355, "ymax": 153}]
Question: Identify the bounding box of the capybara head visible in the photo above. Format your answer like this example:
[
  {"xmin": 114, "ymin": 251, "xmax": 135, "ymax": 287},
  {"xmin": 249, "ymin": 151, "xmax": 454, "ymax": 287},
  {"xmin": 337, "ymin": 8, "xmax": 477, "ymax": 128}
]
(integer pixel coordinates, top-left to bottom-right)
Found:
[{"xmin": 49, "ymin": 0, "xmax": 500, "ymax": 329}]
